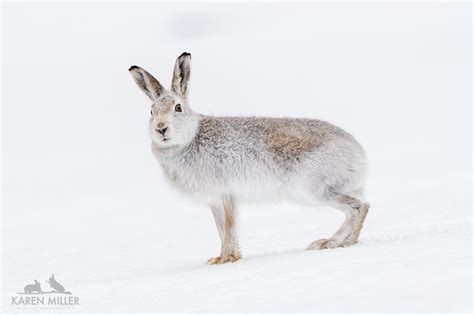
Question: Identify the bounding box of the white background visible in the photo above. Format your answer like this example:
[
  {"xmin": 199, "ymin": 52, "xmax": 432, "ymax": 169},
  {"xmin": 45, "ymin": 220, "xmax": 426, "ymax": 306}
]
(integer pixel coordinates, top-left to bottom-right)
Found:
[{"xmin": 2, "ymin": 2, "xmax": 472, "ymax": 312}]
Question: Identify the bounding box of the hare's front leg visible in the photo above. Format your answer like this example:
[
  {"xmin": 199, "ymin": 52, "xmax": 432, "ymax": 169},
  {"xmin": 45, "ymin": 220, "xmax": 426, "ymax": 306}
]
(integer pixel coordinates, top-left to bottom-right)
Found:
[{"xmin": 208, "ymin": 195, "xmax": 241, "ymax": 265}]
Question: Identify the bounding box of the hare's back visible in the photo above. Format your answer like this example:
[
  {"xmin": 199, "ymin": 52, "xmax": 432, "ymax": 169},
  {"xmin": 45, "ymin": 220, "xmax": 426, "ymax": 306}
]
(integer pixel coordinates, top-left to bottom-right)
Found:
[{"xmin": 198, "ymin": 116, "xmax": 359, "ymax": 156}]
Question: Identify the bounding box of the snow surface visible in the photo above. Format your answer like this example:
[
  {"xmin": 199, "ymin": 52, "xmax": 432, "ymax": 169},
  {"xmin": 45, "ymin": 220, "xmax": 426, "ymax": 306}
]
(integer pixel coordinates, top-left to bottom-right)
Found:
[{"xmin": 2, "ymin": 2, "xmax": 472, "ymax": 313}]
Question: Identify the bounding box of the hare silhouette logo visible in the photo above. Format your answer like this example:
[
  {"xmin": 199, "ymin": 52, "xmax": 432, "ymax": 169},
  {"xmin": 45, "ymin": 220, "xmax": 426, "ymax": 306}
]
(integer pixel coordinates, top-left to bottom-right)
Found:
[
  {"xmin": 11, "ymin": 275, "xmax": 79, "ymax": 309},
  {"xmin": 46, "ymin": 274, "xmax": 72, "ymax": 294}
]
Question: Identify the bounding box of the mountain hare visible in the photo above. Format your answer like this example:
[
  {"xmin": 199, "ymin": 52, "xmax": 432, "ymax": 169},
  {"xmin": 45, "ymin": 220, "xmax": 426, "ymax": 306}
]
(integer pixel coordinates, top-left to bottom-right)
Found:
[{"xmin": 129, "ymin": 53, "xmax": 369, "ymax": 264}]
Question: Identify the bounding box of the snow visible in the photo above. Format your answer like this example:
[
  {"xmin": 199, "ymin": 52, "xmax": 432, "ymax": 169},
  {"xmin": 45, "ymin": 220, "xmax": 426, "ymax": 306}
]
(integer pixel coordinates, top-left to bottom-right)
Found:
[{"xmin": 2, "ymin": 2, "xmax": 472, "ymax": 313}]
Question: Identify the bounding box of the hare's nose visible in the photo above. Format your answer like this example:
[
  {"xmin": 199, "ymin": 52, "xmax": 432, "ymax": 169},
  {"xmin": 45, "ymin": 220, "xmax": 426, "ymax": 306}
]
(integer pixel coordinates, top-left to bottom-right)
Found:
[
  {"xmin": 155, "ymin": 122, "xmax": 168, "ymax": 135},
  {"xmin": 156, "ymin": 126, "xmax": 168, "ymax": 135}
]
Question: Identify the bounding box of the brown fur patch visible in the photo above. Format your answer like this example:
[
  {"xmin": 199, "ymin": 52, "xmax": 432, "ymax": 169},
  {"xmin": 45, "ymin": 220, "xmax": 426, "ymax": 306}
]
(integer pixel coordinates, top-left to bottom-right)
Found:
[
  {"xmin": 223, "ymin": 195, "xmax": 235, "ymax": 232},
  {"xmin": 258, "ymin": 118, "xmax": 337, "ymax": 160},
  {"xmin": 266, "ymin": 129, "xmax": 326, "ymax": 158}
]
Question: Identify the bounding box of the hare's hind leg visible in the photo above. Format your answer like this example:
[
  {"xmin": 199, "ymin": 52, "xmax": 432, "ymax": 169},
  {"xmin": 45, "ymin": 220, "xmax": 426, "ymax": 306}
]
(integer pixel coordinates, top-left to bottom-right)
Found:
[
  {"xmin": 208, "ymin": 195, "xmax": 241, "ymax": 264},
  {"xmin": 307, "ymin": 193, "xmax": 369, "ymax": 250}
]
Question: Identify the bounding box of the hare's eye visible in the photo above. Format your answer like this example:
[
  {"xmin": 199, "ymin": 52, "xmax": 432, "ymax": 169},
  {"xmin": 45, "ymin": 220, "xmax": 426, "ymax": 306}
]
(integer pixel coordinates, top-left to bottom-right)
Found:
[
  {"xmin": 150, "ymin": 110, "xmax": 153, "ymax": 116},
  {"xmin": 175, "ymin": 104, "xmax": 182, "ymax": 112}
]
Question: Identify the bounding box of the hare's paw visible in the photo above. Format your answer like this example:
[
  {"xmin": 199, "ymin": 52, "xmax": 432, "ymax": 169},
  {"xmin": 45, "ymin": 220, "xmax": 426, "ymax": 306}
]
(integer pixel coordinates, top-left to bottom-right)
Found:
[
  {"xmin": 306, "ymin": 238, "xmax": 339, "ymax": 250},
  {"xmin": 207, "ymin": 254, "xmax": 241, "ymax": 265},
  {"xmin": 207, "ymin": 256, "xmax": 225, "ymax": 265}
]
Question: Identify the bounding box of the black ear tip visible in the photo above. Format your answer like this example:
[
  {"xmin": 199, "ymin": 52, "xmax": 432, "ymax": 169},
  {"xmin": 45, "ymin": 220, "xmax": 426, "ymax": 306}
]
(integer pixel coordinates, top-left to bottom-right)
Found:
[
  {"xmin": 180, "ymin": 52, "xmax": 191, "ymax": 58},
  {"xmin": 129, "ymin": 65, "xmax": 139, "ymax": 71}
]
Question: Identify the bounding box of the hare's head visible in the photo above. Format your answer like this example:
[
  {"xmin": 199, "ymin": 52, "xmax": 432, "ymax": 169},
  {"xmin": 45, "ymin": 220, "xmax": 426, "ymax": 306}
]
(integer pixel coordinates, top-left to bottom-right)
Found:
[{"xmin": 129, "ymin": 52, "xmax": 200, "ymax": 148}]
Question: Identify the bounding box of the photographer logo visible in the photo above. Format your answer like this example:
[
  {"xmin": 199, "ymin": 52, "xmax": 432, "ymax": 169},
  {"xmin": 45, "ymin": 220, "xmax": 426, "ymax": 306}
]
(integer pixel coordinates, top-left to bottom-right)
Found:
[{"xmin": 11, "ymin": 274, "xmax": 79, "ymax": 310}]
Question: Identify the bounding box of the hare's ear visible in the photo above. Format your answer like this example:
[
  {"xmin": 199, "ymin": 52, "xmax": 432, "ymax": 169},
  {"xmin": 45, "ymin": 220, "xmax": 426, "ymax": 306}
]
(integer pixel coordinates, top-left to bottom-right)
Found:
[
  {"xmin": 129, "ymin": 66, "xmax": 164, "ymax": 101},
  {"xmin": 171, "ymin": 52, "xmax": 191, "ymax": 99}
]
